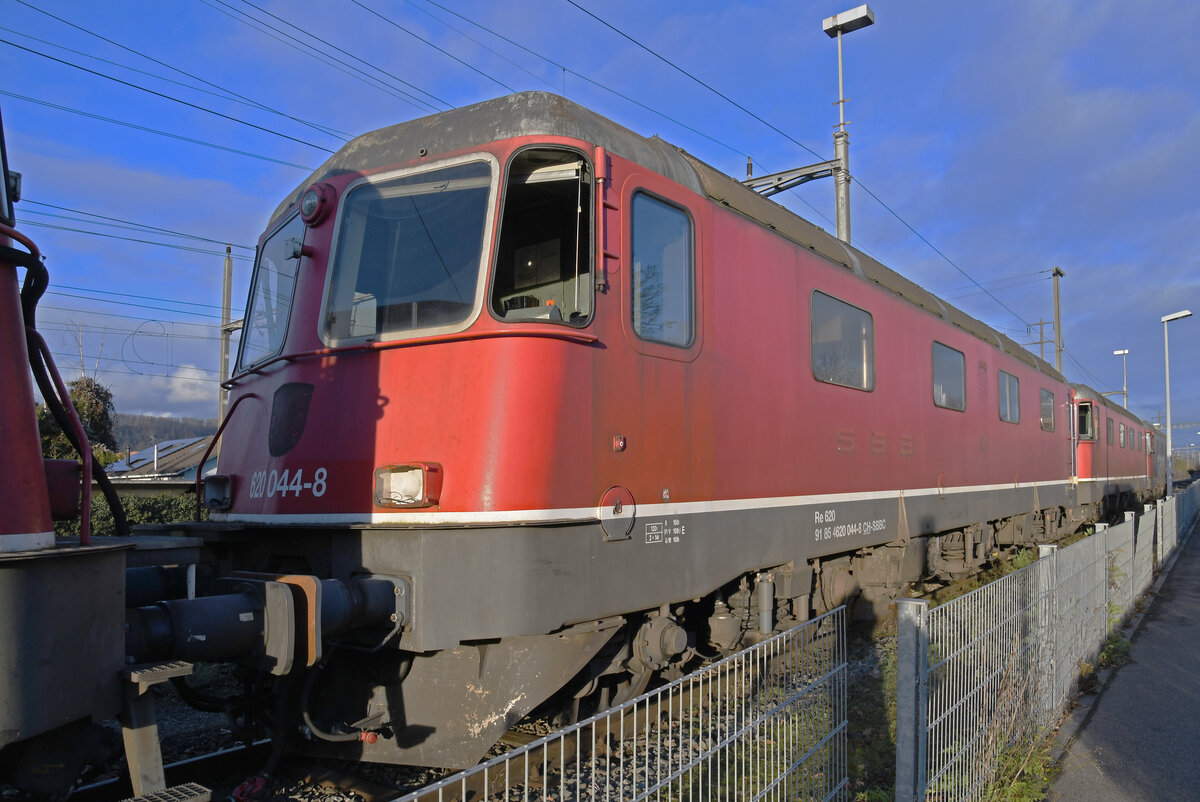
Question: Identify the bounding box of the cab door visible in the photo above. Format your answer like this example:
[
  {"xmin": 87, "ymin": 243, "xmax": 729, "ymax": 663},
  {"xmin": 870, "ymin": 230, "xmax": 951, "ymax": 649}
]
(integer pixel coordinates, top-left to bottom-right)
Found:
[{"xmin": 1075, "ymin": 397, "xmax": 1095, "ymax": 479}]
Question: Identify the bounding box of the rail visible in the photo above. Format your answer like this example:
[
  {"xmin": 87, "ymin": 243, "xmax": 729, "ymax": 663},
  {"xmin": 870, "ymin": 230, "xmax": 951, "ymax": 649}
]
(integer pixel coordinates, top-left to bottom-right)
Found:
[
  {"xmin": 895, "ymin": 482, "xmax": 1200, "ymax": 801},
  {"xmin": 399, "ymin": 607, "xmax": 849, "ymax": 802}
]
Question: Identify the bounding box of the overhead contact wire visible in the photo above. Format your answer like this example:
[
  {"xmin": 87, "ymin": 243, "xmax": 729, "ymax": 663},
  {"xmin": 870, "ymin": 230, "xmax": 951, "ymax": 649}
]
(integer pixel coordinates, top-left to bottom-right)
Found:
[
  {"xmin": 0, "ymin": 38, "xmax": 336, "ymax": 153},
  {"xmin": 12, "ymin": 0, "xmax": 350, "ymax": 141},
  {"xmin": 227, "ymin": 0, "xmax": 450, "ymax": 110},
  {"xmin": 0, "ymin": 91, "xmax": 312, "ymax": 169},
  {"xmin": 348, "ymin": 0, "xmax": 519, "ymax": 94}
]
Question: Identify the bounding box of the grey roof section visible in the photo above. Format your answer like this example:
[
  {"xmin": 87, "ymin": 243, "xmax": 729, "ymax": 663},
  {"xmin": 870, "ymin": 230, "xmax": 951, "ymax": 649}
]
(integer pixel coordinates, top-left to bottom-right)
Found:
[
  {"xmin": 1071, "ymin": 383, "xmax": 1157, "ymax": 429},
  {"xmin": 108, "ymin": 436, "xmax": 216, "ymax": 480},
  {"xmin": 273, "ymin": 91, "xmax": 1063, "ymax": 381},
  {"xmin": 272, "ymin": 91, "xmax": 704, "ymax": 222}
]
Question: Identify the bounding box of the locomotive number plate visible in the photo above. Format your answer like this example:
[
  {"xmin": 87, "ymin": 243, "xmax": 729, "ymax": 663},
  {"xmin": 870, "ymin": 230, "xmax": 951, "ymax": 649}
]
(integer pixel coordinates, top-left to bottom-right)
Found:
[{"xmin": 248, "ymin": 467, "xmax": 329, "ymax": 499}]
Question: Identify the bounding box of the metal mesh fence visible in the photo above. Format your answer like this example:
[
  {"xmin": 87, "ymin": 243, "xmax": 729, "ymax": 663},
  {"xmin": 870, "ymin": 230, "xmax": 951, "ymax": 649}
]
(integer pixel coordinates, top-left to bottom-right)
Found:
[
  {"xmin": 399, "ymin": 607, "xmax": 848, "ymax": 802},
  {"xmin": 1133, "ymin": 507, "xmax": 1156, "ymax": 598},
  {"xmin": 1104, "ymin": 523, "xmax": 1135, "ymax": 628},
  {"xmin": 921, "ymin": 560, "xmax": 1053, "ymax": 800},
  {"xmin": 1048, "ymin": 535, "xmax": 1106, "ymax": 709},
  {"xmin": 897, "ymin": 481, "xmax": 1200, "ymax": 801}
]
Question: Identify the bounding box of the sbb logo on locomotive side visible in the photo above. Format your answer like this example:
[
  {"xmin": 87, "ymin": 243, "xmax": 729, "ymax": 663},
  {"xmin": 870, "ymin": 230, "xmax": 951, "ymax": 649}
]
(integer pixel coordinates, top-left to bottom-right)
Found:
[{"xmin": 835, "ymin": 429, "xmax": 915, "ymax": 456}]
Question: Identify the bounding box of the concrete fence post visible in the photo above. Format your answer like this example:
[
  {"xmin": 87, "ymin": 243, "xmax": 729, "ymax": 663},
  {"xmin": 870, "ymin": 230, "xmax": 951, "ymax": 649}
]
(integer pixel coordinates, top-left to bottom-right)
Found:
[
  {"xmin": 1037, "ymin": 544, "xmax": 1059, "ymax": 714},
  {"xmin": 895, "ymin": 598, "xmax": 929, "ymax": 802},
  {"xmin": 1156, "ymin": 498, "xmax": 1165, "ymax": 569},
  {"xmin": 1166, "ymin": 496, "xmax": 1177, "ymax": 556}
]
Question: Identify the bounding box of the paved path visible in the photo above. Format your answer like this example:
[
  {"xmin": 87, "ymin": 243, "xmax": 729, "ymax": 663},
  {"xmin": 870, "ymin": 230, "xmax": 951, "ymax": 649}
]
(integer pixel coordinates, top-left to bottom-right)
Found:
[{"xmin": 1050, "ymin": 523, "xmax": 1200, "ymax": 800}]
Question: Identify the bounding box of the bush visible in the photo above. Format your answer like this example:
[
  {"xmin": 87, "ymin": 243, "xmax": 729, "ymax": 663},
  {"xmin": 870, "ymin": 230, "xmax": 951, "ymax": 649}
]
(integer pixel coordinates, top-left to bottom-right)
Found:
[{"xmin": 56, "ymin": 492, "xmax": 206, "ymax": 537}]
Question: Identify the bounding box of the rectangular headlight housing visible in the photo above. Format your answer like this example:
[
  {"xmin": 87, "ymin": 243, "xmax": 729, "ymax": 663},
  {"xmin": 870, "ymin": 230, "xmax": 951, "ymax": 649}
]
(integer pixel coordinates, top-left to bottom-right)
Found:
[{"xmin": 374, "ymin": 463, "xmax": 442, "ymax": 508}]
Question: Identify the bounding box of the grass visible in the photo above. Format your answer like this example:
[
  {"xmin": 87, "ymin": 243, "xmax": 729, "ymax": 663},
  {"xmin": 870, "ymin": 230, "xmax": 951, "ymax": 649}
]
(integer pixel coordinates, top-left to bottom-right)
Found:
[
  {"xmin": 847, "ymin": 633, "xmax": 897, "ymax": 800},
  {"xmin": 981, "ymin": 733, "xmax": 1059, "ymax": 802},
  {"xmin": 1098, "ymin": 631, "xmax": 1132, "ymax": 668}
]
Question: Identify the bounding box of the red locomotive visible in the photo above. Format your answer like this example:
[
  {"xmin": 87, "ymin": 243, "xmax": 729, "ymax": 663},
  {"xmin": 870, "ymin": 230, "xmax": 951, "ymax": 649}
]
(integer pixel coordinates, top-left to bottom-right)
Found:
[
  {"xmin": 190, "ymin": 92, "xmax": 1163, "ymax": 767},
  {"xmin": 0, "ymin": 93, "xmax": 1166, "ymax": 789}
]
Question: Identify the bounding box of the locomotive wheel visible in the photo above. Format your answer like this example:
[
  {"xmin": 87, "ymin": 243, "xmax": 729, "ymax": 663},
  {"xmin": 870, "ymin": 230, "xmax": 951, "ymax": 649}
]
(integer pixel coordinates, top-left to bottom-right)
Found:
[{"xmin": 558, "ymin": 669, "xmax": 655, "ymax": 726}]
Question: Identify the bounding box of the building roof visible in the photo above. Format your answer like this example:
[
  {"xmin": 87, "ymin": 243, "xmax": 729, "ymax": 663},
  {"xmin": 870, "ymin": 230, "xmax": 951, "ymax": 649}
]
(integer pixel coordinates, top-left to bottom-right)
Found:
[{"xmin": 107, "ymin": 436, "xmax": 217, "ymax": 481}]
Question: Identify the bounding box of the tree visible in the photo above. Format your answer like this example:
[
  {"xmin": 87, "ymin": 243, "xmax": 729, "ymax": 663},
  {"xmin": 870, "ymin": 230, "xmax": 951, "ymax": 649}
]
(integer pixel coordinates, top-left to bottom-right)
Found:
[{"xmin": 38, "ymin": 375, "xmax": 119, "ymax": 460}]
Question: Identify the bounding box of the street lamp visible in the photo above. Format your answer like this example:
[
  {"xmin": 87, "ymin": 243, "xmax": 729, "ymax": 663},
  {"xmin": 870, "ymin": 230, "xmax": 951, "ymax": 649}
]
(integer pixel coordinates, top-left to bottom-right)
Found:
[
  {"xmin": 1162, "ymin": 309, "xmax": 1192, "ymax": 497},
  {"xmin": 1113, "ymin": 349, "xmax": 1129, "ymax": 408},
  {"xmin": 822, "ymin": 5, "xmax": 875, "ymax": 244}
]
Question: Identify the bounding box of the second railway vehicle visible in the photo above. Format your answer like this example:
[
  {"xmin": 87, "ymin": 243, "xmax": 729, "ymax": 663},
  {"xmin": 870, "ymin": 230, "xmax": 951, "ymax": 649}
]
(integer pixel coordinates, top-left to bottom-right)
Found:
[{"xmin": 139, "ymin": 92, "xmax": 1163, "ymax": 769}]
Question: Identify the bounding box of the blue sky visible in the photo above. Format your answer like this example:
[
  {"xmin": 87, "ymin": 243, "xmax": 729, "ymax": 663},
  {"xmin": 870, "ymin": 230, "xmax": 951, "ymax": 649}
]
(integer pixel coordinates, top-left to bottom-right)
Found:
[{"xmin": 2, "ymin": 0, "xmax": 1198, "ymax": 446}]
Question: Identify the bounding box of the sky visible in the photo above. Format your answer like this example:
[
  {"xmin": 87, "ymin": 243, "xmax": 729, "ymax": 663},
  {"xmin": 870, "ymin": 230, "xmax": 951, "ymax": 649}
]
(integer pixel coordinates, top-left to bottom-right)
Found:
[{"xmin": 2, "ymin": 0, "xmax": 1198, "ymax": 446}]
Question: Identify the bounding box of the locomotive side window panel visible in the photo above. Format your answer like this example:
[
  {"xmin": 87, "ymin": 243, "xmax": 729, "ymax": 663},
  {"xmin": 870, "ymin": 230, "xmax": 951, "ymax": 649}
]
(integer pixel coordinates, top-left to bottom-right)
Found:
[
  {"xmin": 631, "ymin": 193, "xmax": 693, "ymax": 347},
  {"xmin": 1107, "ymin": 418, "xmax": 1114, "ymax": 445},
  {"xmin": 932, "ymin": 342, "xmax": 965, "ymax": 411},
  {"xmin": 491, "ymin": 150, "xmax": 592, "ymax": 325},
  {"xmin": 1120, "ymin": 423, "xmax": 1126, "ymax": 448},
  {"xmin": 325, "ymin": 161, "xmax": 492, "ymax": 341},
  {"xmin": 1040, "ymin": 389, "xmax": 1055, "ymax": 431},
  {"xmin": 239, "ymin": 213, "xmax": 305, "ymax": 370},
  {"xmin": 811, "ymin": 291, "xmax": 875, "ymax": 391},
  {"xmin": 1078, "ymin": 401, "xmax": 1095, "ymax": 440},
  {"xmin": 998, "ymin": 370, "xmax": 1020, "ymax": 423}
]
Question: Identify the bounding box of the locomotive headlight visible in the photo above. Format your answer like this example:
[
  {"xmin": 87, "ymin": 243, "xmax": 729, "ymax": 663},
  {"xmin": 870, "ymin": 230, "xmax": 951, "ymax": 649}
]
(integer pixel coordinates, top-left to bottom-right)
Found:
[
  {"xmin": 374, "ymin": 463, "xmax": 443, "ymax": 508},
  {"xmin": 299, "ymin": 182, "xmax": 334, "ymax": 226}
]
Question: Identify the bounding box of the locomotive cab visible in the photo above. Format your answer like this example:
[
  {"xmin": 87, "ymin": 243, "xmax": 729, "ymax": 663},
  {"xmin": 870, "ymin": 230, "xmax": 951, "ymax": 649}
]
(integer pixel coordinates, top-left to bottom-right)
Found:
[{"xmin": 1076, "ymin": 398, "xmax": 1096, "ymax": 478}]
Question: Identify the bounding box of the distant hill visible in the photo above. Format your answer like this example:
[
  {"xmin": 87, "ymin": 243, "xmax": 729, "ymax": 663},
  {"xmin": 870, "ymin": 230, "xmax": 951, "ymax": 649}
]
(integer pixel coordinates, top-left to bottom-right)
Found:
[{"xmin": 113, "ymin": 413, "xmax": 217, "ymax": 452}]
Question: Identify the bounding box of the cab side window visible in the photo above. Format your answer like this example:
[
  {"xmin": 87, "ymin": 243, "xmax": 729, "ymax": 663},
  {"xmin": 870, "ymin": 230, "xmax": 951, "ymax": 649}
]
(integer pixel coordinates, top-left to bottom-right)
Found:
[
  {"xmin": 492, "ymin": 149, "xmax": 592, "ymax": 325},
  {"xmin": 1078, "ymin": 401, "xmax": 1095, "ymax": 440},
  {"xmin": 631, "ymin": 192, "xmax": 693, "ymax": 347}
]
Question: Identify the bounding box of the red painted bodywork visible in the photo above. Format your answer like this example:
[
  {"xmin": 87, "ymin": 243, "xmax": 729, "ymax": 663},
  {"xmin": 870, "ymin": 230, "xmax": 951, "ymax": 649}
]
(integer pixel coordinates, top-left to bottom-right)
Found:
[
  {"xmin": 217, "ymin": 134, "xmax": 1150, "ymax": 522},
  {"xmin": 0, "ymin": 258, "xmax": 53, "ymax": 538},
  {"xmin": 1073, "ymin": 387, "xmax": 1156, "ymax": 484}
]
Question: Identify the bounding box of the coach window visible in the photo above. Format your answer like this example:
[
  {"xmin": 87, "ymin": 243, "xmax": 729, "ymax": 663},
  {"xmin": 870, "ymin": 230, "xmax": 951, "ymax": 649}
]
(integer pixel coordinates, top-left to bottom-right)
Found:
[
  {"xmin": 631, "ymin": 192, "xmax": 692, "ymax": 347},
  {"xmin": 812, "ymin": 291, "xmax": 874, "ymax": 391},
  {"xmin": 998, "ymin": 370, "xmax": 1020, "ymax": 423},
  {"xmin": 1107, "ymin": 418, "xmax": 1114, "ymax": 446},
  {"xmin": 932, "ymin": 342, "xmax": 965, "ymax": 410},
  {"xmin": 491, "ymin": 149, "xmax": 592, "ymax": 325},
  {"xmin": 1039, "ymin": 389, "xmax": 1055, "ymax": 431}
]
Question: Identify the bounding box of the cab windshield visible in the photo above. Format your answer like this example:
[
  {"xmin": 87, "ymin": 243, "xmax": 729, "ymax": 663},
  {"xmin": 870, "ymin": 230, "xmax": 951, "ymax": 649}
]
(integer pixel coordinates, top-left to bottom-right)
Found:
[
  {"xmin": 324, "ymin": 160, "xmax": 492, "ymax": 341},
  {"xmin": 239, "ymin": 213, "xmax": 304, "ymax": 370}
]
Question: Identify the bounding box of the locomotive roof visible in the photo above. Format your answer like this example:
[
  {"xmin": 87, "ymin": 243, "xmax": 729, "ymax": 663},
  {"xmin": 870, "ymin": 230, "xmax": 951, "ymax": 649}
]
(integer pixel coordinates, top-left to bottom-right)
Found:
[
  {"xmin": 273, "ymin": 92, "xmax": 705, "ymax": 220},
  {"xmin": 276, "ymin": 91, "xmax": 1063, "ymax": 382}
]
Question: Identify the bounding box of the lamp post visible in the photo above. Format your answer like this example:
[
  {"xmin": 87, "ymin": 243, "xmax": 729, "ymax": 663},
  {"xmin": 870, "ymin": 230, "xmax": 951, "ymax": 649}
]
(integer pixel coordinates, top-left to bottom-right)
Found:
[
  {"xmin": 1113, "ymin": 349, "xmax": 1129, "ymax": 408},
  {"xmin": 822, "ymin": 5, "xmax": 874, "ymax": 245},
  {"xmin": 1162, "ymin": 309, "xmax": 1192, "ymax": 497}
]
